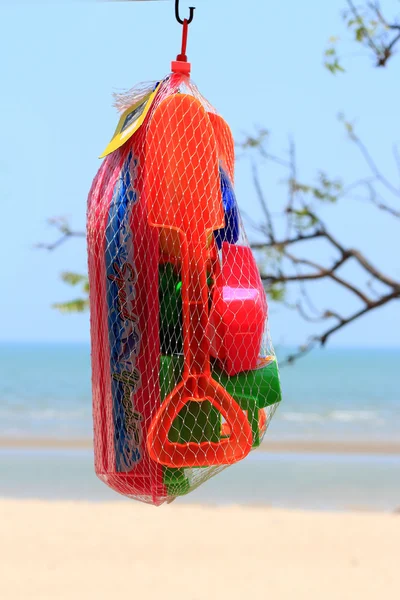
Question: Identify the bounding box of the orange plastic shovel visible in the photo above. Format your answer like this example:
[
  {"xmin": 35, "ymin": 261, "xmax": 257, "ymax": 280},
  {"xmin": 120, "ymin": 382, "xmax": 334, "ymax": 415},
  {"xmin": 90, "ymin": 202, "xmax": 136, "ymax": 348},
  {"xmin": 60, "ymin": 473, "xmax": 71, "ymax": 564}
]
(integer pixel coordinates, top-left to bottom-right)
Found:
[
  {"xmin": 208, "ymin": 112, "xmax": 235, "ymax": 183},
  {"xmin": 145, "ymin": 94, "xmax": 252, "ymax": 467}
]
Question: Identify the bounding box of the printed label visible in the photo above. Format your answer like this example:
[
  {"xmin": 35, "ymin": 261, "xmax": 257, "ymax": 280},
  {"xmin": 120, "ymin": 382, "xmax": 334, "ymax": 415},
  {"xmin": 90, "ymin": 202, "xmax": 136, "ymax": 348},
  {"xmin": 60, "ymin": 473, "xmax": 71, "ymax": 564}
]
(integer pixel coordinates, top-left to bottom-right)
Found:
[
  {"xmin": 100, "ymin": 83, "xmax": 160, "ymax": 158},
  {"xmin": 105, "ymin": 152, "xmax": 144, "ymax": 471}
]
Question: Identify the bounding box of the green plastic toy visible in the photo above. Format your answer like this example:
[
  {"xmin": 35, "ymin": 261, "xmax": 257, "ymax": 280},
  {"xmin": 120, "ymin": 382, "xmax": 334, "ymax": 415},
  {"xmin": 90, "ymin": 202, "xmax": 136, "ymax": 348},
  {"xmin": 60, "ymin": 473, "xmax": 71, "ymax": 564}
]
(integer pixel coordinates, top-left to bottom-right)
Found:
[{"xmin": 159, "ymin": 354, "xmax": 281, "ymax": 494}]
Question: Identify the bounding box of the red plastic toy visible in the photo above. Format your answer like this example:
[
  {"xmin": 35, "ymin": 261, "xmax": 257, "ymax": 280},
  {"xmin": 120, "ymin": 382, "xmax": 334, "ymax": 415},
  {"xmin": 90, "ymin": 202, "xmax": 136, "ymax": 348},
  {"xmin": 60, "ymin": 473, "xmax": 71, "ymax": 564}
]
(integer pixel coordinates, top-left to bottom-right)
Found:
[{"xmin": 209, "ymin": 242, "xmax": 268, "ymax": 376}]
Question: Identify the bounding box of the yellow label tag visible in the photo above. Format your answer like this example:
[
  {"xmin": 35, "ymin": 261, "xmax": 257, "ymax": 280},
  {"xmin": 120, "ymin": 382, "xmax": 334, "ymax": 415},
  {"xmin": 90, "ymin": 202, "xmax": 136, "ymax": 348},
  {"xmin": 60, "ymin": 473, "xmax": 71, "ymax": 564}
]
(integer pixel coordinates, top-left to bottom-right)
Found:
[{"xmin": 99, "ymin": 84, "xmax": 160, "ymax": 158}]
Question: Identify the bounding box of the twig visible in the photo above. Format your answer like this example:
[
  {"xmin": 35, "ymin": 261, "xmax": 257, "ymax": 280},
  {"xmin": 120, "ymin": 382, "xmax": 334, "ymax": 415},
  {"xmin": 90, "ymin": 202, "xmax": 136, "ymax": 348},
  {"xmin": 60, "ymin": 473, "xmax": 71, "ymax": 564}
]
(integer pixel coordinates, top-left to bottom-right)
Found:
[
  {"xmin": 298, "ymin": 279, "xmax": 324, "ymax": 317},
  {"xmin": 281, "ymin": 289, "xmax": 399, "ymax": 365},
  {"xmin": 286, "ymin": 138, "xmax": 297, "ymax": 237},
  {"xmin": 250, "ymin": 230, "xmax": 324, "ymax": 250},
  {"xmin": 350, "ymin": 132, "xmax": 400, "ymax": 197},
  {"xmin": 341, "ymin": 177, "xmax": 400, "ymax": 219},
  {"xmin": 251, "ymin": 162, "xmax": 275, "ymax": 243},
  {"xmin": 370, "ymin": 1, "xmax": 400, "ymax": 31},
  {"xmin": 348, "ymin": 1, "xmax": 400, "ymax": 66},
  {"xmin": 36, "ymin": 231, "xmax": 85, "ymax": 251},
  {"xmin": 264, "ymin": 251, "xmax": 371, "ymax": 305},
  {"xmin": 393, "ymin": 144, "xmax": 400, "ymax": 182},
  {"xmin": 347, "ymin": 0, "xmax": 382, "ymax": 55},
  {"xmin": 319, "ymin": 289, "xmax": 400, "ymax": 344}
]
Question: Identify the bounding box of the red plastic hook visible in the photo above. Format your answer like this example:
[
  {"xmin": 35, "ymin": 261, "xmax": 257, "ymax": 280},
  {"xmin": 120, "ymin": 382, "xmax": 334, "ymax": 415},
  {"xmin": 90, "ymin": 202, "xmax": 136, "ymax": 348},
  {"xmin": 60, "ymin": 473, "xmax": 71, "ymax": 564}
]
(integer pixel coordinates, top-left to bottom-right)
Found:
[
  {"xmin": 171, "ymin": 3, "xmax": 196, "ymax": 75},
  {"xmin": 176, "ymin": 18, "xmax": 190, "ymax": 62}
]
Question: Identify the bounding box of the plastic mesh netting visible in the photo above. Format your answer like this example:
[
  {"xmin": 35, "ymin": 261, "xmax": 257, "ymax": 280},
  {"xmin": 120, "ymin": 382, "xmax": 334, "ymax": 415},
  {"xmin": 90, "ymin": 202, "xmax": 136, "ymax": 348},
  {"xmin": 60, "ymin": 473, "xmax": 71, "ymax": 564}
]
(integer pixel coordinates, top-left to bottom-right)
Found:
[{"xmin": 87, "ymin": 73, "xmax": 282, "ymax": 505}]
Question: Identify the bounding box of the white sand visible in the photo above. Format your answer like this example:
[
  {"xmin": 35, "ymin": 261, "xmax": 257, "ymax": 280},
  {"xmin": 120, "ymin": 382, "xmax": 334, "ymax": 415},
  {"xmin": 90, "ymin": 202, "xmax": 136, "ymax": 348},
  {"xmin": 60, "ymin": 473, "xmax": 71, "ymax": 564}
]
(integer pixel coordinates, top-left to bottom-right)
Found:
[
  {"xmin": 3, "ymin": 437, "xmax": 400, "ymax": 454},
  {"xmin": 0, "ymin": 500, "xmax": 399, "ymax": 600}
]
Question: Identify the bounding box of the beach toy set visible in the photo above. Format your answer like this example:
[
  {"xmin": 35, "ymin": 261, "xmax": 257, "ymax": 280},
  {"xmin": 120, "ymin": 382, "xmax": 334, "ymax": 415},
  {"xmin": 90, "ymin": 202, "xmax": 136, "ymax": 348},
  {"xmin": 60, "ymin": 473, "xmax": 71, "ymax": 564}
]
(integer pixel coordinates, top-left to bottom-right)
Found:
[{"xmin": 87, "ymin": 8, "xmax": 282, "ymax": 505}]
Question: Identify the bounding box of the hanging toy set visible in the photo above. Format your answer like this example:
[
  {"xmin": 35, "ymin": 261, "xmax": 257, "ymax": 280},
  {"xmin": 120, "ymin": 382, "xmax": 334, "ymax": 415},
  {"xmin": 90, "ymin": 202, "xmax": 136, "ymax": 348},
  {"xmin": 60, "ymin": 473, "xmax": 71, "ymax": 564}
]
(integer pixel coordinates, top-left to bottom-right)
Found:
[{"xmin": 87, "ymin": 1, "xmax": 282, "ymax": 506}]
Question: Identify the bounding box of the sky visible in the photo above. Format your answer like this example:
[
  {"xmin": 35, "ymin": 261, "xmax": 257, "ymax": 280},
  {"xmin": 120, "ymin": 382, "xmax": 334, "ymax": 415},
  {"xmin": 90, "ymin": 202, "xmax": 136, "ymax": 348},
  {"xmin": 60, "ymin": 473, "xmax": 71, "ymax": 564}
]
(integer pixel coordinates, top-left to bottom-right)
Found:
[{"xmin": 0, "ymin": 0, "xmax": 399, "ymax": 347}]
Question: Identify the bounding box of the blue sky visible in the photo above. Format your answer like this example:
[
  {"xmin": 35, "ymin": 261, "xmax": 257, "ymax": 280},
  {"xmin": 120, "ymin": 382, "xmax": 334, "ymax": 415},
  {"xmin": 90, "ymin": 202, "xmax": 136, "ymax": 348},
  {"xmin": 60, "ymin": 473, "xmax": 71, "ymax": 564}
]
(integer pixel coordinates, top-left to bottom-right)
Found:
[{"xmin": 0, "ymin": 0, "xmax": 399, "ymax": 347}]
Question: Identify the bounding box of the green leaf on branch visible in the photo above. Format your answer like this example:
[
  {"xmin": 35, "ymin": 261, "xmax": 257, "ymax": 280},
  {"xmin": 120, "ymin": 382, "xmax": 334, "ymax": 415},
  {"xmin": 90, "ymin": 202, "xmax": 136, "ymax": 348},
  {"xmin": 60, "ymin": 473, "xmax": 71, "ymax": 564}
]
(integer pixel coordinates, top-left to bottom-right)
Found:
[
  {"xmin": 290, "ymin": 173, "xmax": 342, "ymax": 204},
  {"xmin": 325, "ymin": 58, "xmax": 345, "ymax": 74},
  {"xmin": 314, "ymin": 171, "xmax": 343, "ymax": 202},
  {"xmin": 52, "ymin": 299, "xmax": 89, "ymax": 313},
  {"xmin": 325, "ymin": 47, "xmax": 336, "ymax": 56},
  {"xmin": 355, "ymin": 25, "xmax": 367, "ymax": 41},
  {"xmin": 291, "ymin": 208, "xmax": 319, "ymax": 231},
  {"xmin": 266, "ymin": 282, "xmax": 286, "ymax": 302},
  {"xmin": 324, "ymin": 41, "xmax": 345, "ymax": 74},
  {"xmin": 53, "ymin": 272, "xmax": 90, "ymax": 314},
  {"xmin": 60, "ymin": 272, "xmax": 89, "ymax": 286},
  {"xmin": 239, "ymin": 128, "xmax": 269, "ymax": 151}
]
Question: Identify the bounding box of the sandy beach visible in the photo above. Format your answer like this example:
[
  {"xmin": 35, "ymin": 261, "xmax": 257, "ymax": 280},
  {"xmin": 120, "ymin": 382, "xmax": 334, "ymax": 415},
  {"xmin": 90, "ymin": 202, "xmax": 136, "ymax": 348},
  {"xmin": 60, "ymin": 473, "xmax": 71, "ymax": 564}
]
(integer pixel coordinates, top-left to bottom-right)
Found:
[
  {"xmin": 0, "ymin": 499, "xmax": 399, "ymax": 600},
  {"xmin": 2, "ymin": 437, "xmax": 400, "ymax": 455}
]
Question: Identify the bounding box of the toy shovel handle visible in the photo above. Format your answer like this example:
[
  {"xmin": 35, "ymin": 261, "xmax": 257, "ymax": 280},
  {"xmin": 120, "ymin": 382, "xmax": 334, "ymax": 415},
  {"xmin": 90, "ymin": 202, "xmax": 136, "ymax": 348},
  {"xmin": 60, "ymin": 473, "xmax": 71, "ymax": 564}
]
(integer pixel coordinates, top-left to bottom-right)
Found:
[
  {"xmin": 180, "ymin": 233, "xmax": 212, "ymax": 377},
  {"xmin": 147, "ymin": 375, "xmax": 253, "ymax": 467},
  {"xmin": 147, "ymin": 229, "xmax": 253, "ymax": 468}
]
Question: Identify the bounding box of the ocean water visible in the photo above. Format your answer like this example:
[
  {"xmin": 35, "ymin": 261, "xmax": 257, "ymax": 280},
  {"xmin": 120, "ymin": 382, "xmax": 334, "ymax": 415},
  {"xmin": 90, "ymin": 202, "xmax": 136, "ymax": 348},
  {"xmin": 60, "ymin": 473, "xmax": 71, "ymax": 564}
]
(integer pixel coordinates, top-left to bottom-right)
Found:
[
  {"xmin": 0, "ymin": 343, "xmax": 398, "ymax": 443},
  {"xmin": 0, "ymin": 343, "xmax": 399, "ymax": 509},
  {"xmin": 1, "ymin": 448, "xmax": 399, "ymax": 512}
]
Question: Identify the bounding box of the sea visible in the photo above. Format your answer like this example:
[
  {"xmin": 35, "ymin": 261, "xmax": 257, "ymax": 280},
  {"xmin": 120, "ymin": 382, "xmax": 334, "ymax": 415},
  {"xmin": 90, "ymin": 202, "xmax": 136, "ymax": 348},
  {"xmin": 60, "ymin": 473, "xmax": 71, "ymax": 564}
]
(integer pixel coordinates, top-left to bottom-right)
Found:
[{"xmin": 0, "ymin": 343, "xmax": 399, "ymax": 511}]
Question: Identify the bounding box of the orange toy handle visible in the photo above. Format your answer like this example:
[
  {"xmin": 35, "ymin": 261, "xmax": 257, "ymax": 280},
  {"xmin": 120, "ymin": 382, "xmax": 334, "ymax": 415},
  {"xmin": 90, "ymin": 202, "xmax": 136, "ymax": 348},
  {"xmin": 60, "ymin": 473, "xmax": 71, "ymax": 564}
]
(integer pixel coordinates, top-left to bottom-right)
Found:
[
  {"xmin": 181, "ymin": 233, "xmax": 211, "ymax": 377},
  {"xmin": 147, "ymin": 229, "xmax": 253, "ymax": 467},
  {"xmin": 147, "ymin": 230, "xmax": 253, "ymax": 467},
  {"xmin": 147, "ymin": 376, "xmax": 253, "ymax": 468},
  {"xmin": 221, "ymin": 409, "xmax": 267, "ymax": 439}
]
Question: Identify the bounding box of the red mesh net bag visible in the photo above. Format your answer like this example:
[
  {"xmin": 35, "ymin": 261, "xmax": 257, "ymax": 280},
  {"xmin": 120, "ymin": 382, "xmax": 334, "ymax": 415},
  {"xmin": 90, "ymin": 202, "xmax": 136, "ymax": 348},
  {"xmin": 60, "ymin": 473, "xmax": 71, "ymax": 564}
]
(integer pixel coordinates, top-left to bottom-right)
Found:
[{"xmin": 87, "ymin": 66, "xmax": 282, "ymax": 506}]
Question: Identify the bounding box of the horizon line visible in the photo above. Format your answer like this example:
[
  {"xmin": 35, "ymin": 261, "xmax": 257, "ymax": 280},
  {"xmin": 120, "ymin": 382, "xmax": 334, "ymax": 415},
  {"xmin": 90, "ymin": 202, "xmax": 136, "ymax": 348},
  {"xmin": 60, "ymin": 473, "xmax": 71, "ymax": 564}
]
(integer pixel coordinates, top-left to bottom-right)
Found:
[{"xmin": 0, "ymin": 340, "xmax": 400, "ymax": 350}]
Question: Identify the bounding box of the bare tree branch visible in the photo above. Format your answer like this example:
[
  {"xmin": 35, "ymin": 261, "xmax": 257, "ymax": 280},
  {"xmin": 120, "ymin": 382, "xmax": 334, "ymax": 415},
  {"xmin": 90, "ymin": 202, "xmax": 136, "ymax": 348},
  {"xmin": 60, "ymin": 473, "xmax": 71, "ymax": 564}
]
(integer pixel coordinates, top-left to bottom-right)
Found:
[
  {"xmin": 36, "ymin": 218, "xmax": 85, "ymax": 251},
  {"xmin": 346, "ymin": 0, "xmax": 382, "ymax": 56},
  {"xmin": 250, "ymin": 231, "xmax": 324, "ymax": 250},
  {"xmin": 343, "ymin": 1, "xmax": 400, "ymax": 66},
  {"xmin": 393, "ymin": 144, "xmax": 400, "ymax": 181},
  {"xmin": 284, "ymin": 206, "xmax": 400, "ymax": 291},
  {"xmin": 370, "ymin": 1, "xmax": 400, "ymax": 30},
  {"xmin": 262, "ymin": 251, "xmax": 371, "ymax": 305},
  {"xmin": 251, "ymin": 162, "xmax": 275, "ymax": 243},
  {"xmin": 286, "ymin": 138, "xmax": 297, "ymax": 238},
  {"xmin": 341, "ymin": 177, "xmax": 400, "ymax": 218},
  {"xmin": 298, "ymin": 280, "xmax": 325, "ymax": 317},
  {"xmin": 345, "ymin": 248, "xmax": 400, "ymax": 290},
  {"xmin": 281, "ymin": 289, "xmax": 399, "ymax": 365},
  {"xmin": 319, "ymin": 289, "xmax": 400, "ymax": 344},
  {"xmin": 348, "ymin": 128, "xmax": 400, "ymax": 197},
  {"xmin": 282, "ymin": 342, "xmax": 318, "ymax": 366},
  {"xmin": 247, "ymin": 112, "xmax": 400, "ymax": 363}
]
